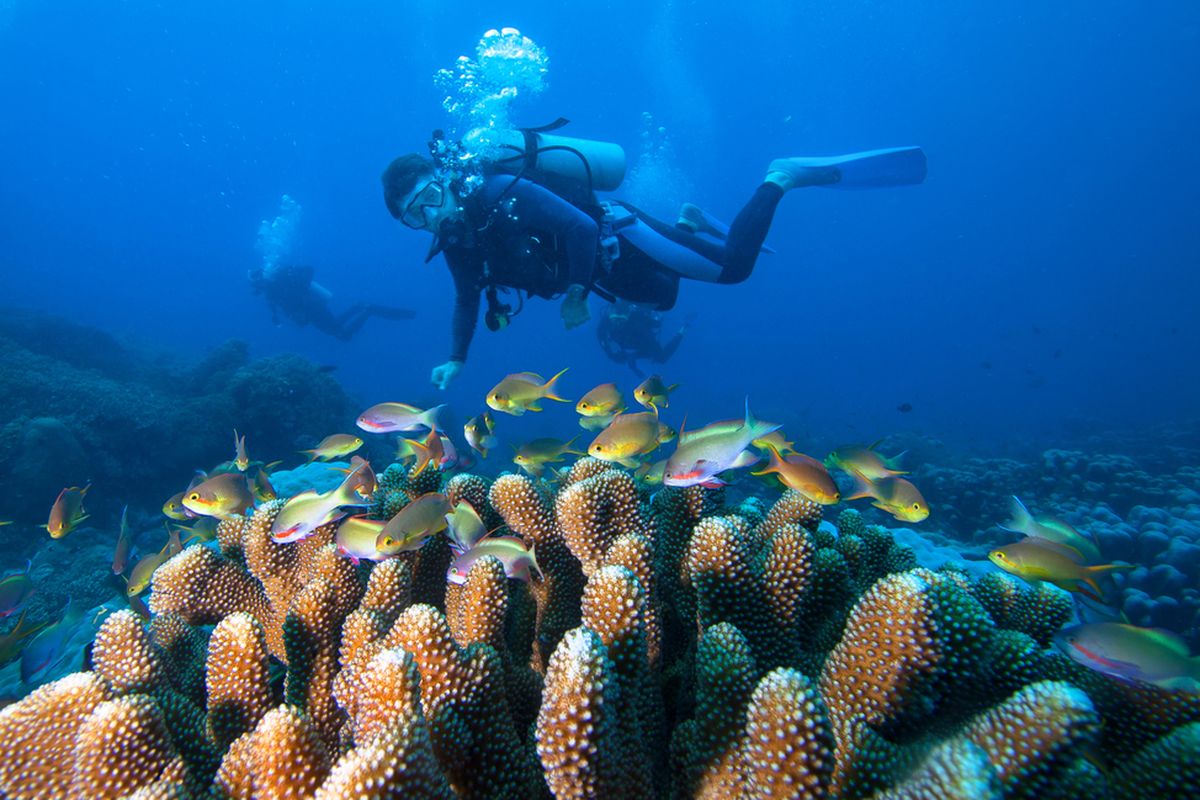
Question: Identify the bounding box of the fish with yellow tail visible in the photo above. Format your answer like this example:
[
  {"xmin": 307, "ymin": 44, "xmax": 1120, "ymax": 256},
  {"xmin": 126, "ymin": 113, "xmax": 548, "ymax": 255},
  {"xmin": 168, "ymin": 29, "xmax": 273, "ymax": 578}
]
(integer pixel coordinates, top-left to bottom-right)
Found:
[
  {"xmin": 988, "ymin": 538, "xmax": 1132, "ymax": 601},
  {"xmin": 633, "ymin": 374, "xmax": 678, "ymax": 411},
  {"xmin": 270, "ymin": 471, "xmax": 367, "ymax": 544},
  {"xmin": 513, "ymin": 437, "xmax": 584, "ymax": 478},
  {"xmin": 464, "ymin": 412, "xmax": 498, "ymax": 458},
  {"xmin": 588, "ymin": 411, "xmax": 676, "ymax": 468},
  {"xmin": 126, "ymin": 540, "xmax": 174, "ymax": 598},
  {"xmin": 445, "ymin": 501, "xmax": 489, "ymax": 552},
  {"xmin": 406, "ymin": 429, "xmax": 445, "ymax": 477},
  {"xmin": 845, "ymin": 475, "xmax": 930, "ymax": 522},
  {"xmin": 1002, "ymin": 496, "xmax": 1101, "ymax": 563},
  {"xmin": 1055, "ymin": 623, "xmax": 1200, "ymax": 691},
  {"xmin": 375, "ymin": 493, "xmax": 452, "ymax": 556},
  {"xmin": 232, "ymin": 430, "xmax": 250, "ymax": 471},
  {"xmin": 181, "ymin": 472, "xmax": 255, "ymax": 520},
  {"xmin": 448, "ymin": 536, "xmax": 540, "ymax": 584},
  {"xmin": 751, "ymin": 446, "xmax": 840, "ymax": 505},
  {"xmin": 332, "ymin": 456, "xmax": 378, "ymax": 500},
  {"xmin": 825, "ymin": 442, "xmax": 907, "ymax": 481},
  {"xmin": 356, "ymin": 402, "xmax": 444, "ymax": 434},
  {"xmin": 162, "ymin": 474, "xmax": 203, "ymax": 520},
  {"xmin": 46, "ymin": 485, "xmax": 90, "ymax": 538},
  {"xmin": 577, "ymin": 383, "xmax": 626, "ymax": 418},
  {"xmin": 663, "ymin": 400, "xmax": 779, "ymax": 488},
  {"xmin": 334, "ymin": 516, "xmax": 391, "ymax": 564},
  {"xmin": 752, "ymin": 430, "xmax": 797, "ymax": 457},
  {"xmin": 486, "ymin": 368, "xmax": 571, "ymax": 416},
  {"xmin": 301, "ymin": 433, "xmax": 363, "ymax": 462}
]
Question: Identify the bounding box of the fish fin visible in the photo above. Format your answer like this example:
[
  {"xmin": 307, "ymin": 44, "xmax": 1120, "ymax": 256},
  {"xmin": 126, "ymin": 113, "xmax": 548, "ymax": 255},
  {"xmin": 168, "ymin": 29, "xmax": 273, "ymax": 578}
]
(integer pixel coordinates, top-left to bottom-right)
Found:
[
  {"xmin": 409, "ymin": 440, "xmax": 433, "ymax": 477},
  {"xmin": 526, "ymin": 403, "xmax": 542, "ymax": 413},
  {"xmin": 729, "ymin": 450, "xmax": 760, "ymax": 470},
  {"xmin": 543, "ymin": 367, "xmax": 571, "ymax": 402},
  {"xmin": 743, "ymin": 397, "xmax": 782, "ymax": 440},
  {"xmin": 1003, "ymin": 495, "xmax": 1034, "ymax": 533},
  {"xmin": 1077, "ymin": 577, "xmax": 1106, "ymax": 602},
  {"xmin": 617, "ymin": 457, "xmax": 641, "ymax": 469},
  {"xmin": 844, "ymin": 474, "xmax": 876, "ymax": 502},
  {"xmin": 667, "ymin": 383, "xmax": 680, "ymax": 393},
  {"xmin": 883, "ymin": 449, "xmax": 908, "ymax": 470},
  {"xmin": 1086, "ymin": 563, "xmax": 1136, "ymax": 576},
  {"xmin": 421, "ymin": 403, "xmax": 446, "ymax": 432}
]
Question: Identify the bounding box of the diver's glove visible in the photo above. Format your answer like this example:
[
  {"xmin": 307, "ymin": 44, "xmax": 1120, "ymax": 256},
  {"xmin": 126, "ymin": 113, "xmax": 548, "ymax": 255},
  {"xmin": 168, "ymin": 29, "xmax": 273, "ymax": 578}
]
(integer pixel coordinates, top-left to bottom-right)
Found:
[
  {"xmin": 431, "ymin": 360, "xmax": 463, "ymax": 391},
  {"xmin": 561, "ymin": 284, "xmax": 591, "ymax": 330}
]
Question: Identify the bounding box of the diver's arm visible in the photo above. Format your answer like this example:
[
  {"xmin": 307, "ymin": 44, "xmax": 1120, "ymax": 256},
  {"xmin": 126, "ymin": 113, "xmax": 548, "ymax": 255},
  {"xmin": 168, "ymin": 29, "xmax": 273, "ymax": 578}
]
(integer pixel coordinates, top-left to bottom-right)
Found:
[
  {"xmin": 503, "ymin": 179, "xmax": 600, "ymax": 287},
  {"xmin": 446, "ymin": 249, "xmax": 482, "ymax": 364}
]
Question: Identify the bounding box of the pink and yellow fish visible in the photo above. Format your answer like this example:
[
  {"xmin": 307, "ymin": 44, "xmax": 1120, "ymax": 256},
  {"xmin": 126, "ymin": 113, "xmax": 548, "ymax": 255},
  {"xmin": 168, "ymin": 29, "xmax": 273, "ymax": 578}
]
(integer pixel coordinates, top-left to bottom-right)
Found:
[{"xmin": 46, "ymin": 485, "xmax": 89, "ymax": 538}]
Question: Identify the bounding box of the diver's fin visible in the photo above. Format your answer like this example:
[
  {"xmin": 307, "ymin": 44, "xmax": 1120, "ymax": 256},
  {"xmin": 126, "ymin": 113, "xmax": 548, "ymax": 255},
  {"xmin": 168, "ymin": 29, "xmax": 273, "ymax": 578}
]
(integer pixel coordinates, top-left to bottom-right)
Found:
[{"xmin": 769, "ymin": 147, "xmax": 928, "ymax": 190}]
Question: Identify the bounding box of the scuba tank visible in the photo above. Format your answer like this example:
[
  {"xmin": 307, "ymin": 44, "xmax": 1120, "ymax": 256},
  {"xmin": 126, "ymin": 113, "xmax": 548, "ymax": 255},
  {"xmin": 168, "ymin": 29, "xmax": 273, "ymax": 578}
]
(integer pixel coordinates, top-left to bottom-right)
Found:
[{"xmin": 488, "ymin": 119, "xmax": 626, "ymax": 193}]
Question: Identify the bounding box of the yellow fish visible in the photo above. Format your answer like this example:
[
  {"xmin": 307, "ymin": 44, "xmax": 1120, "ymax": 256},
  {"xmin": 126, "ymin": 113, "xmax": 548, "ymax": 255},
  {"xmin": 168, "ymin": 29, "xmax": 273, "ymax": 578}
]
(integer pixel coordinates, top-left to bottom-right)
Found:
[
  {"xmin": 233, "ymin": 430, "xmax": 250, "ymax": 471},
  {"xmin": 126, "ymin": 528, "xmax": 180, "ymax": 597},
  {"xmin": 301, "ymin": 434, "xmax": 364, "ymax": 462},
  {"xmin": 464, "ymin": 412, "xmax": 498, "ymax": 458},
  {"xmin": 376, "ymin": 493, "xmax": 452, "ymax": 556},
  {"xmin": 589, "ymin": 411, "xmax": 676, "ymax": 468},
  {"xmin": 825, "ymin": 443, "xmax": 907, "ymax": 481},
  {"xmin": 513, "ymin": 437, "xmax": 584, "ymax": 477},
  {"xmin": 181, "ymin": 473, "xmax": 255, "ymax": 520},
  {"xmin": 633, "ymin": 374, "xmax": 678, "ymax": 411},
  {"xmin": 249, "ymin": 465, "xmax": 277, "ymax": 503},
  {"xmin": 46, "ymin": 485, "xmax": 90, "ymax": 538},
  {"xmin": 486, "ymin": 369, "xmax": 570, "ymax": 416},
  {"xmin": 751, "ymin": 448, "xmax": 840, "ymax": 505},
  {"xmin": 989, "ymin": 539, "xmax": 1132, "ymax": 601},
  {"xmin": 577, "ymin": 383, "xmax": 626, "ymax": 418},
  {"xmin": 1001, "ymin": 496, "xmax": 1100, "ymax": 563},
  {"xmin": 335, "ymin": 516, "xmax": 391, "ymax": 563},
  {"xmin": 633, "ymin": 459, "xmax": 668, "ymax": 485},
  {"xmin": 845, "ymin": 475, "xmax": 929, "ymax": 522}
]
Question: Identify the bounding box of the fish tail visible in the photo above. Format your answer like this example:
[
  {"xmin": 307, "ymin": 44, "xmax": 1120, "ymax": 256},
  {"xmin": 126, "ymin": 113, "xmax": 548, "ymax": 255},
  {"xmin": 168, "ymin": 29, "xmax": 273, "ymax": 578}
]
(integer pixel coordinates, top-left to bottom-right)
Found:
[
  {"xmin": 409, "ymin": 440, "xmax": 433, "ymax": 477},
  {"xmin": 422, "ymin": 404, "xmax": 446, "ymax": 432},
  {"xmin": 1004, "ymin": 495, "xmax": 1034, "ymax": 533},
  {"xmin": 750, "ymin": 446, "xmax": 783, "ymax": 477},
  {"xmin": 743, "ymin": 397, "xmax": 781, "ymax": 441},
  {"xmin": 883, "ymin": 449, "xmax": 909, "ymax": 472},
  {"xmin": 1086, "ymin": 563, "xmax": 1136, "ymax": 577},
  {"xmin": 845, "ymin": 473, "xmax": 876, "ymax": 502},
  {"xmin": 543, "ymin": 367, "xmax": 571, "ymax": 402}
]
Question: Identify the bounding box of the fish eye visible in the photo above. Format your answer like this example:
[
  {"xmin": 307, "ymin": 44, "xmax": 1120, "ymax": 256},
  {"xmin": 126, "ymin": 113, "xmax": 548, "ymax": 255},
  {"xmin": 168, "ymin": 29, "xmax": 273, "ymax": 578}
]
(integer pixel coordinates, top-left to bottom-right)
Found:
[
  {"xmin": 995, "ymin": 551, "xmax": 1005, "ymax": 558},
  {"xmin": 188, "ymin": 493, "xmax": 200, "ymax": 501},
  {"xmin": 913, "ymin": 503, "xmax": 920, "ymax": 509}
]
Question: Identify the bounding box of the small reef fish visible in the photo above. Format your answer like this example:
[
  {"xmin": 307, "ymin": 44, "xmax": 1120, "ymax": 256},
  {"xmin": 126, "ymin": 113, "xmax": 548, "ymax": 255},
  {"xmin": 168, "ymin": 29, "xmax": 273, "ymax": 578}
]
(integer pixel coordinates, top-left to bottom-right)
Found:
[
  {"xmin": 752, "ymin": 430, "xmax": 797, "ymax": 457},
  {"xmin": 589, "ymin": 411, "xmax": 676, "ymax": 468},
  {"xmin": 751, "ymin": 448, "xmax": 841, "ymax": 505},
  {"xmin": 335, "ymin": 516, "xmax": 391, "ymax": 563},
  {"xmin": 376, "ymin": 493, "xmax": 452, "ymax": 556},
  {"xmin": 1055, "ymin": 623, "xmax": 1200, "ymax": 691},
  {"xmin": 271, "ymin": 480, "xmax": 363, "ymax": 544},
  {"xmin": 21, "ymin": 599, "xmax": 86, "ymax": 683},
  {"xmin": 486, "ymin": 369, "xmax": 570, "ymax": 416},
  {"xmin": 46, "ymin": 485, "xmax": 90, "ymax": 538},
  {"xmin": 577, "ymin": 383, "xmax": 626, "ymax": 417},
  {"xmin": 181, "ymin": 472, "xmax": 255, "ymax": 520},
  {"xmin": 0, "ymin": 563, "xmax": 35, "ymax": 619},
  {"xmin": 633, "ymin": 459, "xmax": 668, "ymax": 485},
  {"xmin": 112, "ymin": 505, "xmax": 133, "ymax": 575},
  {"xmin": 127, "ymin": 547, "xmax": 171, "ymax": 598},
  {"xmin": 0, "ymin": 610, "xmax": 49, "ymax": 667},
  {"xmin": 1002, "ymin": 496, "xmax": 1100, "ymax": 563},
  {"xmin": 464, "ymin": 412, "xmax": 498, "ymax": 458},
  {"xmin": 663, "ymin": 401, "xmax": 778, "ymax": 488},
  {"xmin": 438, "ymin": 434, "xmax": 464, "ymax": 470},
  {"xmin": 633, "ymin": 375, "xmax": 678, "ymax": 411},
  {"xmin": 445, "ymin": 501, "xmax": 489, "ymax": 552},
  {"xmin": 988, "ymin": 538, "xmax": 1132, "ymax": 600},
  {"xmin": 233, "ymin": 430, "xmax": 250, "ymax": 471},
  {"xmin": 249, "ymin": 465, "xmax": 277, "ymax": 502},
  {"xmin": 162, "ymin": 488, "xmax": 196, "ymax": 520},
  {"xmin": 846, "ymin": 475, "xmax": 929, "ymax": 523},
  {"xmin": 448, "ymin": 536, "xmax": 540, "ymax": 584},
  {"xmin": 407, "ymin": 430, "xmax": 445, "ymax": 477},
  {"xmin": 356, "ymin": 402, "xmax": 444, "ymax": 434},
  {"xmin": 825, "ymin": 443, "xmax": 907, "ymax": 481},
  {"xmin": 302, "ymin": 434, "xmax": 364, "ymax": 462},
  {"xmin": 174, "ymin": 517, "xmax": 219, "ymax": 545},
  {"xmin": 513, "ymin": 437, "xmax": 583, "ymax": 477},
  {"xmin": 0, "ymin": 521, "xmax": 11, "ymax": 527}
]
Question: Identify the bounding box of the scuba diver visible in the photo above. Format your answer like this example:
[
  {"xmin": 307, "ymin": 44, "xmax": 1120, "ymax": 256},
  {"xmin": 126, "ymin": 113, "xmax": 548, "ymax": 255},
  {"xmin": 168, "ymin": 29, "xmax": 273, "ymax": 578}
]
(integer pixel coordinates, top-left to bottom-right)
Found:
[
  {"xmin": 248, "ymin": 263, "xmax": 416, "ymax": 342},
  {"xmin": 381, "ymin": 124, "xmax": 927, "ymax": 389},
  {"xmin": 596, "ymin": 300, "xmax": 690, "ymax": 377}
]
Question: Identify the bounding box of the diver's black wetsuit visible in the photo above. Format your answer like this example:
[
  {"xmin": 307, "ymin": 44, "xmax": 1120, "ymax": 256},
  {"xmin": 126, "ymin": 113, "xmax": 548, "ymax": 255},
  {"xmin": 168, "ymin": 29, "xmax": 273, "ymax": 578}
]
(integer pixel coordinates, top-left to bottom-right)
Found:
[
  {"xmin": 259, "ymin": 264, "xmax": 415, "ymax": 341},
  {"xmin": 596, "ymin": 304, "xmax": 685, "ymax": 377},
  {"xmin": 439, "ymin": 175, "xmax": 783, "ymax": 363}
]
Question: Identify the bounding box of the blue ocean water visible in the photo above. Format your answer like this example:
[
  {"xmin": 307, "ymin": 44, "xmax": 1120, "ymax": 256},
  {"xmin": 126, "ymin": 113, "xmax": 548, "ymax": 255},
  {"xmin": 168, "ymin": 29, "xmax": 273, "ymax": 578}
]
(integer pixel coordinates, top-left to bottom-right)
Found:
[{"xmin": 2, "ymin": 0, "xmax": 1196, "ymax": 454}]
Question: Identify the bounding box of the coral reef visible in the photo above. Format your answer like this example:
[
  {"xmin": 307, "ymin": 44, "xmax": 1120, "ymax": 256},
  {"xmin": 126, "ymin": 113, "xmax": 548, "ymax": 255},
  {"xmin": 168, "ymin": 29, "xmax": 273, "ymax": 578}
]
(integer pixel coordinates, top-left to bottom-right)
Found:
[{"xmin": 1, "ymin": 457, "xmax": 1197, "ymax": 798}]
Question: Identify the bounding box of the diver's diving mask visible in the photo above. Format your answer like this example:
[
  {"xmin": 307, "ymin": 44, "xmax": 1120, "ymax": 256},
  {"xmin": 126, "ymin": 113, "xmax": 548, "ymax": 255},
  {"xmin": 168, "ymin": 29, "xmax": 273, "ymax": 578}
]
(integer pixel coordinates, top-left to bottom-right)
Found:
[{"xmin": 400, "ymin": 180, "xmax": 446, "ymax": 230}]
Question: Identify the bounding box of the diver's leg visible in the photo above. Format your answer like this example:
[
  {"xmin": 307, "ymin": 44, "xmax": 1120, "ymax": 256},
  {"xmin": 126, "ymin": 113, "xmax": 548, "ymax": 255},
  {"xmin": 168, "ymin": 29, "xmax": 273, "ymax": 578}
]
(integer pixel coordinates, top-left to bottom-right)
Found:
[
  {"xmin": 653, "ymin": 329, "xmax": 685, "ymax": 363},
  {"xmin": 363, "ymin": 304, "xmax": 417, "ymax": 321}
]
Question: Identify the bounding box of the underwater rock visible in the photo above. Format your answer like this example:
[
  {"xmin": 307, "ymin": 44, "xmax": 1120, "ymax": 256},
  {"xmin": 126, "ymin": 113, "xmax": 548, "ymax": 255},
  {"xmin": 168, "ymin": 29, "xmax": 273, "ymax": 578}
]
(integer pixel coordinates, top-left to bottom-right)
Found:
[{"xmin": 3, "ymin": 417, "xmax": 91, "ymax": 521}]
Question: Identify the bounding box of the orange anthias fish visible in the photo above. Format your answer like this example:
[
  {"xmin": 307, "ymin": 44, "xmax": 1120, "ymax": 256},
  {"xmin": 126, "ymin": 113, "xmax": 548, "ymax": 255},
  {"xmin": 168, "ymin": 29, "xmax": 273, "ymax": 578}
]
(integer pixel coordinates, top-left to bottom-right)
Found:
[
  {"xmin": 0, "ymin": 563, "xmax": 34, "ymax": 619},
  {"xmin": 751, "ymin": 447, "xmax": 840, "ymax": 505},
  {"xmin": 577, "ymin": 383, "xmax": 626, "ymax": 418},
  {"xmin": 588, "ymin": 411, "xmax": 675, "ymax": 468},
  {"xmin": 825, "ymin": 443, "xmax": 907, "ymax": 481},
  {"xmin": 302, "ymin": 434, "xmax": 364, "ymax": 462},
  {"xmin": 233, "ymin": 430, "xmax": 250, "ymax": 471},
  {"xmin": 334, "ymin": 456, "xmax": 378, "ymax": 500},
  {"xmin": 407, "ymin": 430, "xmax": 445, "ymax": 477},
  {"xmin": 181, "ymin": 473, "xmax": 255, "ymax": 520},
  {"xmin": 845, "ymin": 475, "xmax": 929, "ymax": 523},
  {"xmin": 46, "ymin": 485, "xmax": 90, "ymax": 538},
  {"xmin": 988, "ymin": 538, "xmax": 1132, "ymax": 601},
  {"xmin": 486, "ymin": 369, "xmax": 571, "ymax": 416},
  {"xmin": 633, "ymin": 375, "xmax": 678, "ymax": 412}
]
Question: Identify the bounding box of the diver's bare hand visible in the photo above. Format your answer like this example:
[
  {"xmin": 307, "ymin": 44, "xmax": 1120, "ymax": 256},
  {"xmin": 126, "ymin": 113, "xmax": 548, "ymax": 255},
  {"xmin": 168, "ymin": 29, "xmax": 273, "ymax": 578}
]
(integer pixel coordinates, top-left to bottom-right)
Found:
[
  {"xmin": 561, "ymin": 284, "xmax": 591, "ymax": 330},
  {"xmin": 431, "ymin": 360, "xmax": 463, "ymax": 391}
]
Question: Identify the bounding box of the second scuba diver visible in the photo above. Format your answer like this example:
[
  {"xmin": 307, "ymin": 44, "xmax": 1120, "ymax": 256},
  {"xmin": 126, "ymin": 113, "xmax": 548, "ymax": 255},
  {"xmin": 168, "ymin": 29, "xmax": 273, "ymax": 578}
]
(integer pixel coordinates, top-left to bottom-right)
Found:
[{"xmin": 382, "ymin": 127, "xmax": 927, "ymax": 389}]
